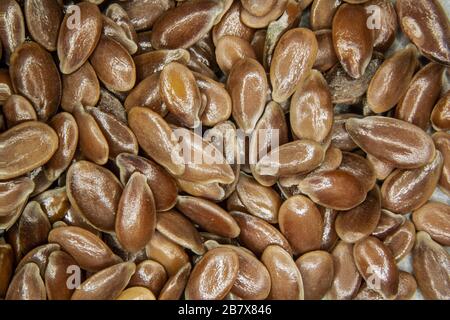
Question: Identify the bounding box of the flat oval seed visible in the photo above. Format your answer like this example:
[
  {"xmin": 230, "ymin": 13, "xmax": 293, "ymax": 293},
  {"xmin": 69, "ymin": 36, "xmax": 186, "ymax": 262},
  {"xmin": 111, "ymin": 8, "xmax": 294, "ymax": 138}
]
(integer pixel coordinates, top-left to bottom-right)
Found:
[
  {"xmin": 124, "ymin": 73, "xmax": 166, "ymax": 116},
  {"xmin": 332, "ymin": 3, "xmax": 373, "ymax": 79},
  {"xmin": 395, "ymin": 62, "xmax": 445, "ymax": 130},
  {"xmin": 330, "ymin": 114, "xmax": 361, "ymax": 151},
  {"xmin": 412, "ymin": 202, "xmax": 450, "ymax": 246},
  {"xmin": 0, "ymin": 243, "xmax": 14, "ymax": 298},
  {"xmin": 185, "ymin": 248, "xmax": 239, "ymax": 300},
  {"xmin": 383, "ymin": 220, "xmax": 416, "ymax": 261},
  {"xmin": 262, "ymin": 245, "xmax": 303, "ymax": 300},
  {"xmin": 290, "ymin": 70, "xmax": 333, "ymax": 143},
  {"xmin": 3, "ymin": 94, "xmax": 37, "ymax": 128},
  {"xmin": 431, "ymin": 92, "xmax": 450, "ymax": 132},
  {"xmin": 145, "ymin": 231, "xmax": 189, "ymax": 277},
  {"xmin": 6, "ymin": 263, "xmax": 46, "ymax": 300},
  {"xmin": 66, "ymin": 161, "xmax": 122, "ymax": 232},
  {"xmin": 412, "ymin": 231, "xmax": 450, "ymax": 300},
  {"xmin": 48, "ymin": 226, "xmax": 121, "ymax": 272},
  {"xmin": 134, "ymin": 49, "xmax": 190, "ymax": 82},
  {"xmin": 129, "ymin": 260, "xmax": 167, "ymax": 296},
  {"xmin": 231, "ymin": 211, "xmax": 292, "ymax": 256},
  {"xmin": 57, "ymin": 2, "xmax": 102, "ymax": 74},
  {"xmin": 372, "ymin": 209, "xmax": 406, "ymax": 240},
  {"xmin": 151, "ymin": 0, "xmax": 223, "ymax": 50},
  {"xmin": 241, "ymin": 0, "xmax": 276, "ymax": 17},
  {"xmin": 432, "ymin": 132, "xmax": 450, "ymax": 195},
  {"xmin": 381, "ymin": 151, "xmax": 443, "ymax": 214},
  {"xmin": 227, "ymin": 58, "xmax": 268, "ymax": 134},
  {"xmin": 0, "ymin": 177, "xmax": 34, "ymax": 219},
  {"xmin": 236, "ymin": 173, "xmax": 281, "ymax": 223},
  {"xmin": 72, "ymin": 104, "xmax": 109, "ymax": 165},
  {"xmin": 270, "ymin": 28, "xmax": 318, "ymax": 103},
  {"xmin": 314, "ymin": 30, "xmax": 338, "ymax": 72},
  {"xmin": 128, "ymin": 107, "xmax": 185, "ymax": 176},
  {"xmin": 156, "ymin": 210, "xmax": 204, "ymax": 255},
  {"xmin": 102, "ymin": 15, "xmax": 138, "ymax": 56},
  {"xmin": 327, "ymin": 241, "xmax": 361, "ymax": 300},
  {"xmin": 121, "ymin": 0, "xmax": 173, "ymax": 32},
  {"xmin": 90, "ymin": 36, "xmax": 136, "ymax": 92},
  {"xmin": 117, "ymin": 287, "xmax": 156, "ymax": 300},
  {"xmin": 62, "ymin": 207, "xmax": 101, "ymax": 237},
  {"xmin": 298, "ymin": 170, "xmax": 366, "ymax": 211},
  {"xmin": 24, "ymin": 0, "xmax": 63, "ymax": 51},
  {"xmin": 396, "ymin": 0, "xmax": 450, "ymax": 65},
  {"xmin": 61, "ymin": 62, "xmax": 100, "ymax": 112},
  {"xmin": 215, "ymin": 36, "xmax": 256, "ymax": 75},
  {"xmin": 44, "ymin": 250, "xmax": 78, "ymax": 300},
  {"xmin": 320, "ymin": 206, "xmax": 339, "ymax": 251},
  {"xmin": 87, "ymin": 107, "xmax": 138, "ymax": 159},
  {"xmin": 353, "ymin": 236, "xmax": 399, "ymax": 299},
  {"xmin": 240, "ymin": 0, "xmax": 287, "ymax": 29},
  {"xmin": 363, "ymin": 0, "xmax": 397, "ymax": 51},
  {"xmin": 159, "ymin": 262, "xmax": 192, "ymax": 300},
  {"xmin": 0, "ymin": 121, "xmax": 58, "ymax": 180},
  {"xmin": 10, "ymin": 42, "xmax": 61, "ymax": 121},
  {"xmin": 367, "ymin": 45, "xmax": 418, "ymax": 113},
  {"xmin": 339, "ymin": 152, "xmax": 376, "ymax": 192},
  {"xmin": 255, "ymin": 140, "xmax": 325, "ymax": 178},
  {"xmin": 345, "ymin": 116, "xmax": 435, "ymax": 169},
  {"xmin": 367, "ymin": 154, "xmax": 395, "ymax": 181},
  {"xmin": 177, "ymin": 196, "xmax": 240, "ymax": 239},
  {"xmin": 116, "ymin": 172, "xmax": 156, "ymax": 253},
  {"xmin": 160, "ymin": 62, "xmax": 202, "ymax": 128},
  {"xmin": 116, "ymin": 153, "xmax": 178, "ymax": 212},
  {"xmin": 14, "ymin": 243, "xmax": 60, "ymax": 279},
  {"xmin": 71, "ymin": 262, "xmax": 136, "ymax": 300},
  {"xmin": 295, "ymin": 250, "xmax": 334, "ymax": 300},
  {"xmin": 0, "ymin": 0, "xmax": 25, "ymax": 64},
  {"xmin": 335, "ymin": 186, "xmax": 381, "ymax": 243},
  {"xmin": 395, "ymin": 271, "xmax": 417, "ymax": 300},
  {"xmin": 278, "ymin": 195, "xmax": 323, "ymax": 255}
]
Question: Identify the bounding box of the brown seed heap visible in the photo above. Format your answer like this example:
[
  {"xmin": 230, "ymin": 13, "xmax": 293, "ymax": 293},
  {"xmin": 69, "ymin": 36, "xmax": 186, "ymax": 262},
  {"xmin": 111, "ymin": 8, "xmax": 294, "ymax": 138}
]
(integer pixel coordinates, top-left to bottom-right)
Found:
[{"xmin": 0, "ymin": 0, "xmax": 449, "ymax": 301}]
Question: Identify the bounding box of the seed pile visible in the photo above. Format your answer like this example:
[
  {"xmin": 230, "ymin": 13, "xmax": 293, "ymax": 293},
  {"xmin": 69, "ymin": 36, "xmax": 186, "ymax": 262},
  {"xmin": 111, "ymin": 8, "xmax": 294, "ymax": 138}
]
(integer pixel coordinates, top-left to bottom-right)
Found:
[{"xmin": 0, "ymin": 0, "xmax": 449, "ymax": 300}]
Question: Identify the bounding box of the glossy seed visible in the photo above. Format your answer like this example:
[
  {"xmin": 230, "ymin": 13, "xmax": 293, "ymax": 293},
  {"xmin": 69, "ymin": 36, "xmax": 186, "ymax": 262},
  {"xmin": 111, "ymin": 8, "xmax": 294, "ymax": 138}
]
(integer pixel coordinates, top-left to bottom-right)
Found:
[
  {"xmin": 120, "ymin": 0, "xmax": 174, "ymax": 32},
  {"xmin": 57, "ymin": 2, "xmax": 102, "ymax": 74},
  {"xmin": 5, "ymin": 263, "xmax": 46, "ymax": 300},
  {"xmin": 431, "ymin": 92, "xmax": 450, "ymax": 132},
  {"xmin": 310, "ymin": 0, "xmax": 342, "ymax": 30},
  {"xmin": 270, "ymin": 28, "xmax": 318, "ymax": 103},
  {"xmin": 216, "ymin": 36, "xmax": 256, "ymax": 75},
  {"xmin": 0, "ymin": 0, "xmax": 25, "ymax": 64},
  {"xmin": 366, "ymin": 154, "xmax": 395, "ymax": 181},
  {"xmin": 261, "ymin": 245, "xmax": 303, "ymax": 300},
  {"xmin": 432, "ymin": 132, "xmax": 450, "ymax": 196},
  {"xmin": 2, "ymin": 95, "xmax": 37, "ymax": 128},
  {"xmin": 345, "ymin": 116, "xmax": 435, "ymax": 169},
  {"xmin": 14, "ymin": 243, "xmax": 60, "ymax": 279},
  {"xmin": 332, "ymin": 3, "xmax": 373, "ymax": 79},
  {"xmin": 124, "ymin": 73, "xmax": 166, "ymax": 116},
  {"xmin": 364, "ymin": 0, "xmax": 397, "ymax": 51},
  {"xmin": 240, "ymin": 0, "xmax": 287, "ymax": 29},
  {"xmin": 71, "ymin": 262, "xmax": 136, "ymax": 300},
  {"xmin": 412, "ymin": 231, "xmax": 450, "ymax": 300},
  {"xmin": 116, "ymin": 287, "xmax": 156, "ymax": 300},
  {"xmin": 296, "ymin": 250, "xmax": 334, "ymax": 300},
  {"xmin": 384, "ymin": 220, "xmax": 416, "ymax": 261},
  {"xmin": 159, "ymin": 263, "xmax": 192, "ymax": 300},
  {"xmin": 372, "ymin": 209, "xmax": 406, "ymax": 240},
  {"xmin": 339, "ymin": 152, "xmax": 376, "ymax": 192},
  {"xmin": 185, "ymin": 248, "xmax": 239, "ymax": 300},
  {"xmin": 412, "ymin": 202, "xmax": 450, "ymax": 246},
  {"xmin": 129, "ymin": 260, "xmax": 168, "ymax": 296},
  {"xmin": 134, "ymin": 49, "xmax": 190, "ymax": 82},
  {"xmin": 44, "ymin": 250, "xmax": 79, "ymax": 300},
  {"xmin": 66, "ymin": 161, "xmax": 122, "ymax": 232},
  {"xmin": 0, "ymin": 243, "xmax": 14, "ymax": 298},
  {"xmin": 381, "ymin": 151, "xmax": 443, "ymax": 214}
]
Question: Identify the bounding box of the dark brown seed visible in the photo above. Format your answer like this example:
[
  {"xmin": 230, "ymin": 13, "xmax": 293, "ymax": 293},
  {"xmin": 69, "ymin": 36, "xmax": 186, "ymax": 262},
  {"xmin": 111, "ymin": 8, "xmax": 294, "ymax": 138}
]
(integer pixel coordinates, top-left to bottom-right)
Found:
[
  {"xmin": 6, "ymin": 263, "xmax": 46, "ymax": 300},
  {"xmin": 71, "ymin": 262, "xmax": 136, "ymax": 300},
  {"xmin": 129, "ymin": 260, "xmax": 167, "ymax": 296},
  {"xmin": 0, "ymin": 121, "xmax": 58, "ymax": 181},
  {"xmin": 412, "ymin": 202, "xmax": 450, "ymax": 246},
  {"xmin": 90, "ymin": 36, "xmax": 136, "ymax": 92},
  {"xmin": 396, "ymin": 0, "xmax": 450, "ymax": 65},
  {"xmin": 15, "ymin": 243, "xmax": 60, "ymax": 279},
  {"xmin": 185, "ymin": 247, "xmax": 239, "ymax": 300},
  {"xmin": 395, "ymin": 63, "xmax": 445, "ymax": 130},
  {"xmin": 0, "ymin": 0, "xmax": 25, "ymax": 64},
  {"xmin": 120, "ymin": 0, "xmax": 174, "ymax": 32},
  {"xmin": 383, "ymin": 220, "xmax": 416, "ymax": 261},
  {"xmin": 270, "ymin": 28, "xmax": 318, "ymax": 103},
  {"xmin": 278, "ymin": 195, "xmax": 323, "ymax": 255},
  {"xmin": 296, "ymin": 250, "xmax": 334, "ymax": 300},
  {"xmin": 330, "ymin": 114, "xmax": 361, "ymax": 151},
  {"xmin": 61, "ymin": 62, "xmax": 100, "ymax": 112},
  {"xmin": 159, "ymin": 263, "xmax": 191, "ymax": 300},
  {"xmin": 0, "ymin": 69, "xmax": 14, "ymax": 105},
  {"xmin": 381, "ymin": 151, "xmax": 443, "ymax": 214},
  {"xmin": 0, "ymin": 243, "xmax": 14, "ymax": 298},
  {"xmin": 339, "ymin": 152, "xmax": 376, "ymax": 192},
  {"xmin": 2, "ymin": 94, "xmax": 37, "ymax": 128},
  {"xmin": 367, "ymin": 45, "xmax": 419, "ymax": 113},
  {"xmin": 231, "ymin": 211, "xmax": 292, "ymax": 256},
  {"xmin": 134, "ymin": 49, "xmax": 190, "ymax": 82},
  {"xmin": 354, "ymin": 236, "xmax": 399, "ymax": 299},
  {"xmin": 97, "ymin": 88, "xmax": 128, "ymax": 124},
  {"xmin": 124, "ymin": 73, "xmax": 166, "ymax": 116},
  {"xmin": 261, "ymin": 245, "xmax": 303, "ymax": 300},
  {"xmin": 48, "ymin": 226, "xmax": 122, "ymax": 272},
  {"xmin": 412, "ymin": 231, "xmax": 450, "ymax": 300},
  {"xmin": 151, "ymin": 0, "xmax": 223, "ymax": 50},
  {"xmin": 24, "ymin": 0, "xmax": 63, "ymax": 51},
  {"xmin": 431, "ymin": 91, "xmax": 450, "ymax": 132},
  {"xmin": 0, "ymin": 177, "xmax": 34, "ymax": 231},
  {"xmin": 44, "ymin": 250, "xmax": 79, "ymax": 300},
  {"xmin": 432, "ymin": 132, "xmax": 450, "ymax": 196},
  {"xmin": 57, "ymin": 2, "xmax": 102, "ymax": 74},
  {"xmin": 177, "ymin": 196, "xmax": 240, "ymax": 239},
  {"xmin": 66, "ymin": 161, "xmax": 123, "ymax": 232},
  {"xmin": 345, "ymin": 116, "xmax": 436, "ymax": 169},
  {"xmin": 10, "ymin": 42, "xmax": 61, "ymax": 121},
  {"xmin": 319, "ymin": 206, "xmax": 339, "ymax": 251},
  {"xmin": 116, "ymin": 172, "xmax": 156, "ymax": 253},
  {"xmin": 62, "ymin": 207, "xmax": 101, "ymax": 237},
  {"xmin": 335, "ymin": 186, "xmax": 381, "ymax": 243},
  {"xmin": 332, "ymin": 3, "xmax": 373, "ymax": 79},
  {"xmin": 116, "ymin": 153, "xmax": 178, "ymax": 212},
  {"xmin": 313, "ymin": 29, "xmax": 338, "ymax": 72},
  {"xmin": 364, "ymin": 0, "xmax": 398, "ymax": 51}
]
